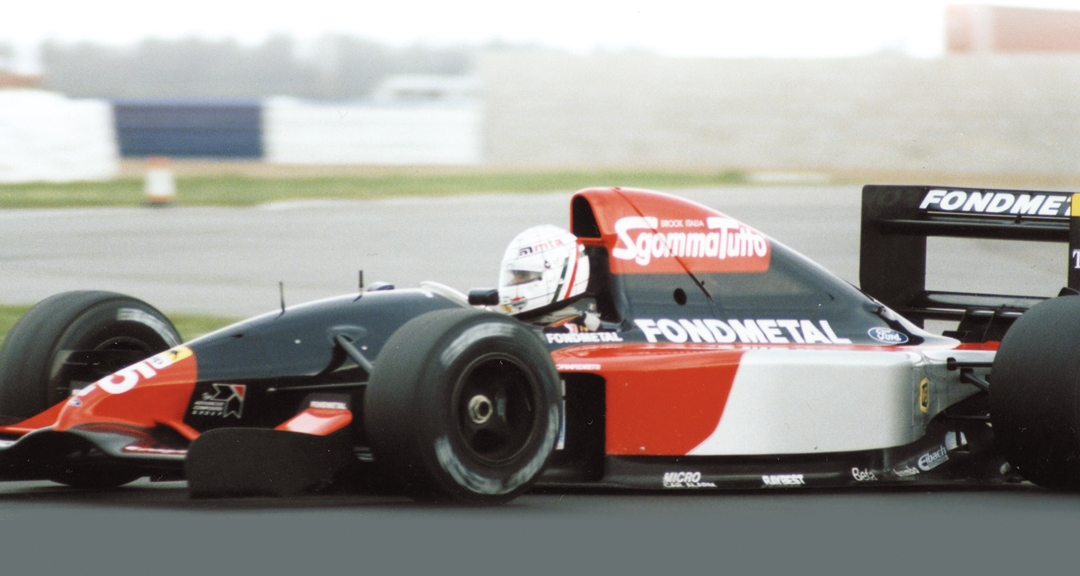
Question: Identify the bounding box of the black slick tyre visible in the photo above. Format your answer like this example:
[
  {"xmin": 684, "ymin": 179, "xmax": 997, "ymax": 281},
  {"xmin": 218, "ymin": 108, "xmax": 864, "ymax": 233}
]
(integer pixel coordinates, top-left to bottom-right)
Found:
[
  {"xmin": 364, "ymin": 308, "xmax": 561, "ymax": 504},
  {"xmin": 991, "ymin": 295, "xmax": 1080, "ymax": 489},
  {"xmin": 0, "ymin": 291, "xmax": 180, "ymax": 488},
  {"xmin": 0, "ymin": 291, "xmax": 181, "ymax": 418}
]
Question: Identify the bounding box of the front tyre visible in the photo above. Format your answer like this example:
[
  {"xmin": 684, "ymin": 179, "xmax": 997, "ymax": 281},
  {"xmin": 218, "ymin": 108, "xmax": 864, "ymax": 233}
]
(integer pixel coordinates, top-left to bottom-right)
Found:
[
  {"xmin": 0, "ymin": 291, "xmax": 181, "ymax": 488},
  {"xmin": 364, "ymin": 309, "xmax": 561, "ymax": 504}
]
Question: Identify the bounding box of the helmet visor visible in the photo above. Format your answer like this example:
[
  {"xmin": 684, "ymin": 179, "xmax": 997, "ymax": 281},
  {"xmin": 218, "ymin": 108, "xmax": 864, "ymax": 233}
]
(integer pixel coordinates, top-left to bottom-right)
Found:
[{"xmin": 504, "ymin": 269, "xmax": 543, "ymax": 286}]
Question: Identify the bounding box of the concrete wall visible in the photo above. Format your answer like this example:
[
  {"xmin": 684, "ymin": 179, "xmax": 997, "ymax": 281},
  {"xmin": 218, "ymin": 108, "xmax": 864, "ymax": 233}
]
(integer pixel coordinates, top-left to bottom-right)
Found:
[
  {"xmin": 0, "ymin": 90, "xmax": 119, "ymax": 183},
  {"xmin": 478, "ymin": 52, "xmax": 1080, "ymax": 176},
  {"xmin": 265, "ymin": 97, "xmax": 481, "ymax": 165}
]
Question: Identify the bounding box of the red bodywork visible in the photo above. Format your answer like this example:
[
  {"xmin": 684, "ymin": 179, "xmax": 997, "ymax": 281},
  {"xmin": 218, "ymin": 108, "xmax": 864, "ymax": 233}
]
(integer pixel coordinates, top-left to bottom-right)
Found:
[
  {"xmin": 571, "ymin": 187, "xmax": 771, "ymax": 274},
  {"xmin": 552, "ymin": 344, "xmax": 743, "ymax": 455},
  {"xmin": 0, "ymin": 344, "xmax": 352, "ymax": 450}
]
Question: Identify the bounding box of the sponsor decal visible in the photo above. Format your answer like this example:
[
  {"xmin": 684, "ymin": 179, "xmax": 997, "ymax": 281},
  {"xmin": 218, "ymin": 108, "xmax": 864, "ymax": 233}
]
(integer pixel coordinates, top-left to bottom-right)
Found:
[
  {"xmin": 518, "ymin": 235, "xmax": 570, "ymax": 257},
  {"xmin": 190, "ymin": 383, "xmax": 247, "ymax": 419},
  {"xmin": 122, "ymin": 445, "xmax": 187, "ymax": 456},
  {"xmin": 944, "ymin": 431, "xmax": 968, "ymax": 451},
  {"xmin": 610, "ymin": 215, "xmax": 770, "ymax": 273},
  {"xmin": 919, "ymin": 378, "xmax": 930, "ymax": 413},
  {"xmin": 555, "ymin": 363, "xmax": 602, "ymax": 371},
  {"xmin": 919, "ymin": 189, "xmax": 1071, "ymax": 218},
  {"xmin": 545, "ymin": 332, "xmax": 623, "ymax": 344},
  {"xmin": 868, "ymin": 327, "xmax": 908, "ymax": 345},
  {"xmin": 851, "ymin": 467, "xmax": 878, "ymax": 482},
  {"xmin": 98, "ymin": 346, "xmax": 194, "ymax": 395},
  {"xmin": 635, "ymin": 318, "xmax": 852, "ymax": 345},
  {"xmin": 662, "ymin": 471, "xmax": 717, "ymax": 489},
  {"xmin": 762, "ymin": 474, "xmax": 805, "ymax": 487},
  {"xmin": 441, "ymin": 323, "xmax": 516, "ymax": 368},
  {"xmin": 117, "ymin": 308, "xmax": 182, "ymax": 347},
  {"xmin": 308, "ymin": 400, "xmax": 348, "ymax": 410},
  {"xmin": 893, "ymin": 466, "xmax": 920, "ymax": 478},
  {"xmin": 917, "ymin": 445, "xmax": 949, "ymax": 471}
]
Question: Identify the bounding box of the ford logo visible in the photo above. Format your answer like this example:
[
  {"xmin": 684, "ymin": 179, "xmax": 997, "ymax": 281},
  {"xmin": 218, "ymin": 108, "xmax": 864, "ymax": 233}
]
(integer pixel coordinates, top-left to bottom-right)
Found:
[{"xmin": 868, "ymin": 327, "xmax": 909, "ymax": 344}]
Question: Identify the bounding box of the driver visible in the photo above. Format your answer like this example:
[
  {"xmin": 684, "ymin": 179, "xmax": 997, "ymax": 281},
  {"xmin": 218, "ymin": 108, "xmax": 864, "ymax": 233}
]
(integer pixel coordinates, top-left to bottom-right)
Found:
[{"xmin": 497, "ymin": 224, "xmax": 599, "ymax": 332}]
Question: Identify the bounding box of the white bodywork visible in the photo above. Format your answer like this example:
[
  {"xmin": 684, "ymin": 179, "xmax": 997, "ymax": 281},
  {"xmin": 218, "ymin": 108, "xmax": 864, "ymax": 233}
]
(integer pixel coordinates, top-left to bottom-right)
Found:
[{"xmin": 688, "ymin": 347, "xmax": 991, "ymax": 456}]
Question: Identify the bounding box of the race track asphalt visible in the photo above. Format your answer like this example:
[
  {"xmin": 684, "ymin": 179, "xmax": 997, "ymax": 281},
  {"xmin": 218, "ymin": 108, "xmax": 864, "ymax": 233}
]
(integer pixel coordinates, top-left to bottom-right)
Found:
[{"xmin": 0, "ymin": 185, "xmax": 1075, "ymax": 574}]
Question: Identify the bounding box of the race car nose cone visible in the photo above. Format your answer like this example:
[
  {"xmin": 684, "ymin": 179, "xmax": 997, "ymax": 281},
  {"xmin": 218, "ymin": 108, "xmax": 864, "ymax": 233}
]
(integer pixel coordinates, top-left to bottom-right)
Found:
[{"xmin": 468, "ymin": 395, "xmax": 494, "ymax": 424}]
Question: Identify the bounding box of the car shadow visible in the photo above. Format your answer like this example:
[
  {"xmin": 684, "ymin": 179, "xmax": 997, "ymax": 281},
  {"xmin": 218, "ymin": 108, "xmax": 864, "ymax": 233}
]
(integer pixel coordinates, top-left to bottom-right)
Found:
[{"xmin": 0, "ymin": 477, "xmax": 1059, "ymax": 512}]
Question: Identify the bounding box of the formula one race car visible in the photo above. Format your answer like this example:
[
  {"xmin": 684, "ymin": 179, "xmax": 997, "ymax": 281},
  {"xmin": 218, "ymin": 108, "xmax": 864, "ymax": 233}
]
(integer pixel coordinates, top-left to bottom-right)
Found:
[{"xmin": 1, "ymin": 186, "xmax": 1079, "ymax": 503}]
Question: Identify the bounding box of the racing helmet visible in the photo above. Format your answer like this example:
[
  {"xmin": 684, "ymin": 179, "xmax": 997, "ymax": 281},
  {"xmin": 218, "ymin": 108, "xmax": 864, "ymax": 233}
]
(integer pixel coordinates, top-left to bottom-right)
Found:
[{"xmin": 498, "ymin": 225, "xmax": 590, "ymax": 315}]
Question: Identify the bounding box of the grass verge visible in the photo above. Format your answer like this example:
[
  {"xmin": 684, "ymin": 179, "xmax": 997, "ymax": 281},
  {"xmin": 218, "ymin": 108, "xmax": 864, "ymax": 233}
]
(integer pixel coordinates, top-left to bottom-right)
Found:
[
  {"xmin": 0, "ymin": 304, "xmax": 238, "ymax": 350},
  {"xmin": 0, "ymin": 169, "xmax": 748, "ymax": 209}
]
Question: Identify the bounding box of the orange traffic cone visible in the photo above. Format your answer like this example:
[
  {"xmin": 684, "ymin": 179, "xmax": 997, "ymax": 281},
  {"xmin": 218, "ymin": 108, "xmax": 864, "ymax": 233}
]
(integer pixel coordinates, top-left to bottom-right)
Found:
[{"xmin": 144, "ymin": 156, "xmax": 176, "ymax": 206}]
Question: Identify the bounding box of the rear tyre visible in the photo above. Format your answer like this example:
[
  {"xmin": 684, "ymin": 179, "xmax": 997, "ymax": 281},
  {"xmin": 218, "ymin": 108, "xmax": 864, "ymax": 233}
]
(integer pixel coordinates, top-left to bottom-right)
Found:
[
  {"xmin": 364, "ymin": 308, "xmax": 561, "ymax": 504},
  {"xmin": 0, "ymin": 291, "xmax": 181, "ymax": 488},
  {"xmin": 991, "ymin": 296, "xmax": 1080, "ymax": 489}
]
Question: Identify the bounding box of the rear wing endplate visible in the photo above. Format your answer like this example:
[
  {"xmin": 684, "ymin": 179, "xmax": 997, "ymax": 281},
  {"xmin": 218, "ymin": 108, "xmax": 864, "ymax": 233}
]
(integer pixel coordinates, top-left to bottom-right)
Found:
[{"xmin": 861, "ymin": 185, "xmax": 1080, "ymax": 340}]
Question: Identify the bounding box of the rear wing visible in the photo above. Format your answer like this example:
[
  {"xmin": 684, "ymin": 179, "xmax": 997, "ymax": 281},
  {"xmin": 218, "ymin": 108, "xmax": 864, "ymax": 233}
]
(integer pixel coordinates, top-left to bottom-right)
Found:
[{"xmin": 860, "ymin": 185, "xmax": 1080, "ymax": 341}]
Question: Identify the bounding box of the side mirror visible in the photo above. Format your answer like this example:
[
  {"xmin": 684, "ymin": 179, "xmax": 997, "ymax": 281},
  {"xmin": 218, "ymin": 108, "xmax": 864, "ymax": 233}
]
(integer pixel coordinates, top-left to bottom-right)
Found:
[{"xmin": 467, "ymin": 288, "xmax": 500, "ymax": 306}]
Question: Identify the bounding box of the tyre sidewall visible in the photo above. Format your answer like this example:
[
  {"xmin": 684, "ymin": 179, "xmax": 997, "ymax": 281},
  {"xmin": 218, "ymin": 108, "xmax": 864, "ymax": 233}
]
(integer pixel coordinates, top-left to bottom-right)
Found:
[
  {"xmin": 415, "ymin": 316, "xmax": 560, "ymax": 501},
  {"xmin": 365, "ymin": 308, "xmax": 561, "ymax": 503},
  {"xmin": 0, "ymin": 291, "xmax": 180, "ymax": 417}
]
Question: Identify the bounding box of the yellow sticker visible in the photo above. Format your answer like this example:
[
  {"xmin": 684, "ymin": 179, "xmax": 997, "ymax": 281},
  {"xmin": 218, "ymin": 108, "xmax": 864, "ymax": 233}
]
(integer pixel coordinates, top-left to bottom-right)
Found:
[
  {"xmin": 1071, "ymin": 194, "xmax": 1080, "ymax": 217},
  {"xmin": 919, "ymin": 377, "xmax": 930, "ymax": 413}
]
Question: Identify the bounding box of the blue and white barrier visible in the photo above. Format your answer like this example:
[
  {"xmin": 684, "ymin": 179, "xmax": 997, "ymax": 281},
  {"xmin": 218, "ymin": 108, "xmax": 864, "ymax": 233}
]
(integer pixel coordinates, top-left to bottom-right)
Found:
[{"xmin": 0, "ymin": 87, "xmax": 484, "ymax": 182}]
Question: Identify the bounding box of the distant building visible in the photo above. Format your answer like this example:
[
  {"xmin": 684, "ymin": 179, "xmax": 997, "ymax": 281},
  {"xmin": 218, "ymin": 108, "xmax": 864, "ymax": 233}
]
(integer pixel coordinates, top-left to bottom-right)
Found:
[
  {"xmin": 0, "ymin": 72, "xmax": 43, "ymax": 89},
  {"xmin": 947, "ymin": 4, "xmax": 1080, "ymax": 53}
]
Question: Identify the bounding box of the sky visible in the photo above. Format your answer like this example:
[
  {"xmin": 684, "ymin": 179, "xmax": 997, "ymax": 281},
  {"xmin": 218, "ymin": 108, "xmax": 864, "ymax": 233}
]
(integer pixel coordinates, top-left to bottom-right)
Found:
[{"xmin": 5, "ymin": 0, "xmax": 1080, "ymax": 71}]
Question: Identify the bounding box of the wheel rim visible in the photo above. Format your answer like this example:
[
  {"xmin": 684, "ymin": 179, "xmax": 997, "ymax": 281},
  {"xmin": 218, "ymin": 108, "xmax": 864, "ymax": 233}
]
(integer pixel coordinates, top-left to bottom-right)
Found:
[
  {"xmin": 451, "ymin": 353, "xmax": 544, "ymax": 466},
  {"xmin": 48, "ymin": 335, "xmax": 160, "ymax": 403}
]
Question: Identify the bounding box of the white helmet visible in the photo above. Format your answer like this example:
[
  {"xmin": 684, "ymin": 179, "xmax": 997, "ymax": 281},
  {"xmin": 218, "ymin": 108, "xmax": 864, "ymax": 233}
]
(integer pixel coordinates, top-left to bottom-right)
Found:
[{"xmin": 499, "ymin": 225, "xmax": 590, "ymax": 315}]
